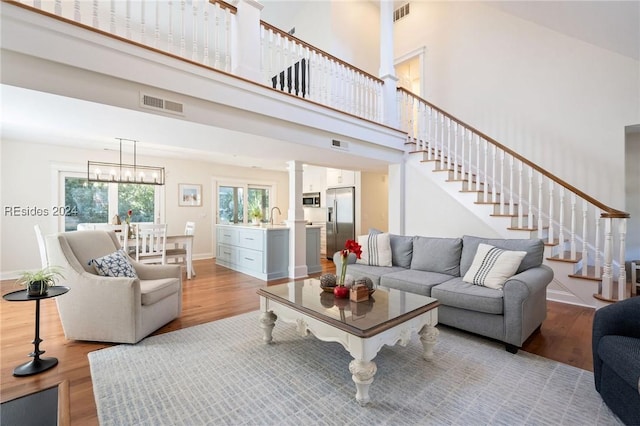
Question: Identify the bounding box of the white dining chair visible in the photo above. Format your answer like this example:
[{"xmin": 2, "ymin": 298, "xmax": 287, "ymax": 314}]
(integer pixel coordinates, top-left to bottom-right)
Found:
[
  {"xmin": 165, "ymin": 222, "xmax": 195, "ymax": 275},
  {"xmin": 135, "ymin": 223, "xmax": 167, "ymax": 264},
  {"xmin": 77, "ymin": 223, "xmax": 129, "ymax": 252}
]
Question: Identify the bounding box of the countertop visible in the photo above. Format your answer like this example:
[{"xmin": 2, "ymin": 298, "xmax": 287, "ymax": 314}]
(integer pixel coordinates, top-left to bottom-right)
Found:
[{"xmin": 217, "ymin": 223, "xmax": 322, "ymax": 230}]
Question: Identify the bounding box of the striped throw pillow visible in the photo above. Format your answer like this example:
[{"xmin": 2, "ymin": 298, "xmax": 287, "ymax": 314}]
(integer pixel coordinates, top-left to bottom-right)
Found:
[
  {"xmin": 356, "ymin": 233, "xmax": 392, "ymax": 267},
  {"xmin": 462, "ymin": 243, "xmax": 526, "ymax": 289}
]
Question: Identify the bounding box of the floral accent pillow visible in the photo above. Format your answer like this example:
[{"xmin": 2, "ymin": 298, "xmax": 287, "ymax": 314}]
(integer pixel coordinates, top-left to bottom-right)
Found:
[{"xmin": 88, "ymin": 249, "xmax": 138, "ymax": 278}]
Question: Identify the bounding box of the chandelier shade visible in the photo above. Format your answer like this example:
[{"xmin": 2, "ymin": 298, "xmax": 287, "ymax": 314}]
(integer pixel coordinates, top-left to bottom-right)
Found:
[{"xmin": 87, "ymin": 138, "xmax": 165, "ymax": 185}]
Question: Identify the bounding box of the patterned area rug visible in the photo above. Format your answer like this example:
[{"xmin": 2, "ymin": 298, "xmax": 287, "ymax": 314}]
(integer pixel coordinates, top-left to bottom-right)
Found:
[{"xmin": 89, "ymin": 311, "xmax": 621, "ymax": 425}]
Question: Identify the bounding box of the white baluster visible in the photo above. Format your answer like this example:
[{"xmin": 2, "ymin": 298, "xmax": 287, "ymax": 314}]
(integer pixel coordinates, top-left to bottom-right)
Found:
[
  {"xmin": 440, "ymin": 114, "xmax": 446, "ymax": 169},
  {"xmin": 74, "ymin": 0, "xmax": 80, "ymax": 22},
  {"xmin": 467, "ymin": 129, "xmax": 473, "ymax": 190},
  {"xmin": 126, "ymin": 0, "xmax": 131, "ymax": 39},
  {"xmin": 498, "ymin": 151, "xmax": 505, "ymax": 215},
  {"xmin": 558, "ymin": 187, "xmax": 565, "ymax": 259},
  {"xmin": 110, "ymin": 0, "xmax": 116, "ymax": 34},
  {"xmin": 93, "ymin": 0, "xmax": 99, "ymax": 28},
  {"xmin": 192, "ymin": 2, "xmax": 199, "ymax": 61},
  {"xmin": 508, "ymin": 156, "xmax": 515, "ymax": 216},
  {"xmin": 581, "ymin": 200, "xmax": 588, "ymax": 276},
  {"xmin": 595, "ymin": 209, "xmax": 601, "ymax": 277},
  {"xmin": 225, "ymin": 7, "xmax": 231, "ymax": 72},
  {"xmin": 537, "ymin": 172, "xmax": 543, "ymax": 236},
  {"xmin": 446, "ymin": 118, "xmax": 452, "ymax": 170},
  {"xmin": 141, "ymin": 0, "xmax": 146, "ymax": 45},
  {"xmin": 527, "ymin": 167, "xmax": 533, "ymax": 229},
  {"xmin": 601, "ymin": 218, "xmax": 613, "ymax": 299},
  {"xmin": 483, "ymin": 139, "xmax": 489, "ymax": 202},
  {"xmin": 475, "ymin": 134, "xmax": 481, "ymax": 191},
  {"xmin": 460, "ymin": 126, "xmax": 466, "ymax": 182},
  {"xmin": 453, "ymin": 123, "xmax": 459, "ymax": 179},
  {"xmin": 548, "ymin": 181, "xmax": 555, "ymax": 244},
  {"xmin": 55, "ymin": 0, "xmax": 62, "ymax": 15},
  {"xmin": 491, "ymin": 145, "xmax": 497, "ymax": 204},
  {"xmin": 517, "ymin": 161, "xmax": 523, "ymax": 229},
  {"xmin": 155, "ymin": 0, "xmax": 160, "ymax": 49},
  {"xmin": 168, "ymin": 1, "xmax": 174, "ymax": 53},
  {"xmin": 180, "ymin": 0, "xmax": 186, "ymax": 57},
  {"xmin": 570, "ymin": 193, "xmax": 577, "ymax": 259},
  {"xmin": 617, "ymin": 219, "xmax": 627, "ymax": 300},
  {"xmin": 203, "ymin": 5, "xmax": 209, "ymax": 65}
]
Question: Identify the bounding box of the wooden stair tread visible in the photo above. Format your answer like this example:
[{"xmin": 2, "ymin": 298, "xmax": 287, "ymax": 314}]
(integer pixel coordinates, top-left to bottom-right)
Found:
[
  {"xmin": 569, "ymin": 266, "xmax": 601, "ymax": 282},
  {"xmin": 507, "ymin": 226, "xmax": 538, "ymax": 231},
  {"xmin": 546, "ymin": 252, "xmax": 582, "ymax": 263}
]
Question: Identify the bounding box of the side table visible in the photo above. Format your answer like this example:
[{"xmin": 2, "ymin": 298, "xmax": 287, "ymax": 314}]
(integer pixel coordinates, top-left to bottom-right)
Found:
[{"xmin": 3, "ymin": 286, "xmax": 70, "ymax": 376}]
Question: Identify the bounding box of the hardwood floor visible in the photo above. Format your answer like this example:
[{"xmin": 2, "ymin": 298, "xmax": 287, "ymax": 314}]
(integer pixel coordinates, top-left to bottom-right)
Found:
[{"xmin": 1, "ymin": 259, "xmax": 595, "ymax": 425}]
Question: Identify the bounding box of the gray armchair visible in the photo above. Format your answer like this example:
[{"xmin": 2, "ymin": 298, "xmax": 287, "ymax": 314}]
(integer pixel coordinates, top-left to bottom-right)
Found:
[
  {"xmin": 46, "ymin": 230, "xmax": 182, "ymax": 344},
  {"xmin": 592, "ymin": 296, "xmax": 640, "ymax": 424}
]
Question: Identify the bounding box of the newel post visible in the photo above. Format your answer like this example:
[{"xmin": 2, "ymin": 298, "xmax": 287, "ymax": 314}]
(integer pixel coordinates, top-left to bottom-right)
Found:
[
  {"xmin": 379, "ymin": 0, "xmax": 399, "ymax": 128},
  {"xmin": 232, "ymin": 0, "xmax": 264, "ymax": 82}
]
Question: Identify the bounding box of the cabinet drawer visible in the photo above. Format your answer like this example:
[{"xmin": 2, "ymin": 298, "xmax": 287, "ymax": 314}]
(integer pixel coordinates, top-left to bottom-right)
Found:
[
  {"xmin": 217, "ymin": 244, "xmax": 236, "ymax": 264},
  {"xmin": 217, "ymin": 227, "xmax": 238, "ymax": 246},
  {"xmin": 238, "ymin": 229, "xmax": 264, "ymax": 251},
  {"xmin": 238, "ymin": 248, "xmax": 263, "ymax": 272}
]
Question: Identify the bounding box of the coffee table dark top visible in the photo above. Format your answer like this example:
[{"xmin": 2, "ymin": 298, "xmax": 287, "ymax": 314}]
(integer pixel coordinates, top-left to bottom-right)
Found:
[
  {"xmin": 3, "ymin": 286, "xmax": 70, "ymax": 302},
  {"xmin": 257, "ymin": 279, "xmax": 439, "ymax": 338}
]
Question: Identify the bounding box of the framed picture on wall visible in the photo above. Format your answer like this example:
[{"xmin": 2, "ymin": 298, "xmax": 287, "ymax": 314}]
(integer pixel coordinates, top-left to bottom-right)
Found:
[{"xmin": 178, "ymin": 184, "xmax": 202, "ymax": 207}]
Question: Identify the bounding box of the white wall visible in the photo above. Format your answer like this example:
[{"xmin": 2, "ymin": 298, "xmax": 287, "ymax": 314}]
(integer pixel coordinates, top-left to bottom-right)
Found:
[
  {"xmin": 394, "ymin": 1, "xmax": 639, "ymax": 211},
  {"xmin": 360, "ymin": 171, "xmax": 388, "ymax": 234},
  {"xmin": 0, "ymin": 139, "xmax": 289, "ymax": 277}
]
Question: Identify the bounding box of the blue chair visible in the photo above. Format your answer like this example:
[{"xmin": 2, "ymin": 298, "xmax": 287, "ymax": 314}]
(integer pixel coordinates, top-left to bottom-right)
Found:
[{"xmin": 592, "ymin": 296, "xmax": 640, "ymax": 424}]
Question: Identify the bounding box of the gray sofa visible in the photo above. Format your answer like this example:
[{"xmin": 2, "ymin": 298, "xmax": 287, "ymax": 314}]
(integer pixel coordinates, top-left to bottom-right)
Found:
[{"xmin": 334, "ymin": 234, "xmax": 554, "ymax": 353}]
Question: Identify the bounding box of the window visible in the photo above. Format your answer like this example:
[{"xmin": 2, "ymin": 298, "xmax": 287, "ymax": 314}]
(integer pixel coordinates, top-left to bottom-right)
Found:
[
  {"xmin": 62, "ymin": 173, "xmax": 160, "ymax": 231},
  {"xmin": 216, "ymin": 181, "xmax": 273, "ymax": 224}
]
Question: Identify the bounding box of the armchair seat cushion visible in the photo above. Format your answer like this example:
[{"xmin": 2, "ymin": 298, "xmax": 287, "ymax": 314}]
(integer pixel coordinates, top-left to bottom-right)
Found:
[
  {"xmin": 597, "ymin": 335, "xmax": 640, "ymax": 390},
  {"xmin": 140, "ymin": 278, "xmax": 181, "ymax": 306},
  {"xmin": 432, "ymin": 278, "xmax": 504, "ymax": 315}
]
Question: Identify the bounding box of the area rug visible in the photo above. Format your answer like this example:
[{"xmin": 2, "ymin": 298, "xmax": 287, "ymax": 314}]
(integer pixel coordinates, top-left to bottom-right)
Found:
[{"xmin": 89, "ymin": 311, "xmax": 621, "ymax": 425}]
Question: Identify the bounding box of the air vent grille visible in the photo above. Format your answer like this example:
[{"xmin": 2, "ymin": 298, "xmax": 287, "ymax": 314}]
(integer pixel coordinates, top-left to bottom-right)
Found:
[
  {"xmin": 140, "ymin": 93, "xmax": 184, "ymax": 115},
  {"xmin": 331, "ymin": 139, "xmax": 349, "ymax": 151},
  {"xmin": 393, "ymin": 3, "xmax": 410, "ymax": 22}
]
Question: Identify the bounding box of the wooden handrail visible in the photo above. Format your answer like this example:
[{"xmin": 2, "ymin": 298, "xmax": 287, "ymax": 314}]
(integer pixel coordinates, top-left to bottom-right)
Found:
[
  {"xmin": 398, "ymin": 87, "xmax": 629, "ymax": 219},
  {"xmin": 209, "ymin": 0, "xmax": 237, "ymax": 14},
  {"xmin": 260, "ymin": 20, "xmax": 383, "ymax": 84}
]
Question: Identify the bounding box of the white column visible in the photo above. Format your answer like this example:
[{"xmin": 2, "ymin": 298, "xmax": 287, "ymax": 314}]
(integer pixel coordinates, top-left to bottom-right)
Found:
[
  {"xmin": 387, "ymin": 161, "xmax": 405, "ymax": 235},
  {"xmin": 286, "ymin": 160, "xmax": 308, "ymax": 279},
  {"xmin": 379, "ymin": 0, "xmax": 398, "ymax": 128},
  {"xmin": 232, "ymin": 0, "xmax": 264, "ymax": 82}
]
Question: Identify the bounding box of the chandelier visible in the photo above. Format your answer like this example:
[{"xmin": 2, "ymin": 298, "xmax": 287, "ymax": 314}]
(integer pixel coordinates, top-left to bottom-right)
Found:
[{"xmin": 87, "ymin": 138, "xmax": 165, "ymax": 185}]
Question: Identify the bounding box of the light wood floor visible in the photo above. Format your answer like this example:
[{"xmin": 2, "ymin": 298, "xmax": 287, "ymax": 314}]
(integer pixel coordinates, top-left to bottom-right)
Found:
[{"xmin": 1, "ymin": 259, "xmax": 596, "ymax": 425}]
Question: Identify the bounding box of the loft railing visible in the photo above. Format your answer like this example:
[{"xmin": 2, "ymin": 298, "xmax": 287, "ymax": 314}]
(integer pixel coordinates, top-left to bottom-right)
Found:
[
  {"xmin": 260, "ymin": 21, "xmax": 383, "ymax": 122},
  {"xmin": 397, "ymin": 88, "xmax": 630, "ymax": 301},
  {"xmin": 8, "ymin": 0, "xmax": 631, "ymax": 300}
]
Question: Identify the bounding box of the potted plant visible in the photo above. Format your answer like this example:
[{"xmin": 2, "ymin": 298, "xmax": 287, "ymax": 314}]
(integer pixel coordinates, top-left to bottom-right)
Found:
[
  {"xmin": 16, "ymin": 266, "xmax": 65, "ymax": 297},
  {"xmin": 249, "ymin": 206, "xmax": 263, "ymax": 225}
]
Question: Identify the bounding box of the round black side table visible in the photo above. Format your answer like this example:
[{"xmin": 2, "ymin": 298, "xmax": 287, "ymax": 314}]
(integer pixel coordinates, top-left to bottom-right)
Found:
[{"xmin": 3, "ymin": 286, "xmax": 70, "ymax": 377}]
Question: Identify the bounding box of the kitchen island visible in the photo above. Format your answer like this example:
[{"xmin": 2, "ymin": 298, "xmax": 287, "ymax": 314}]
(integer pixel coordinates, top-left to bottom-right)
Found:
[{"xmin": 216, "ymin": 224, "xmax": 322, "ymax": 281}]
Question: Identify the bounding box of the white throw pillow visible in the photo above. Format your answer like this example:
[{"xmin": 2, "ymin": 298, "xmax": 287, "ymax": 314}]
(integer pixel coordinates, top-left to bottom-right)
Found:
[
  {"xmin": 89, "ymin": 249, "xmax": 138, "ymax": 278},
  {"xmin": 462, "ymin": 243, "xmax": 526, "ymax": 289},
  {"xmin": 356, "ymin": 233, "xmax": 392, "ymax": 267}
]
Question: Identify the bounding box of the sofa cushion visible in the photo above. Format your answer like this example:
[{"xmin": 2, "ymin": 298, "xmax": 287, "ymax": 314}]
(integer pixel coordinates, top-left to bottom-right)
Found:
[
  {"xmin": 345, "ymin": 263, "xmax": 406, "ymax": 287},
  {"xmin": 369, "ymin": 229, "xmax": 413, "ymax": 268},
  {"xmin": 598, "ymin": 335, "xmax": 640, "ymax": 390},
  {"xmin": 462, "ymin": 243, "xmax": 527, "ymax": 289},
  {"xmin": 356, "ymin": 233, "xmax": 392, "ymax": 267},
  {"xmin": 431, "ymin": 278, "xmax": 504, "ymax": 315},
  {"xmin": 380, "ymin": 270, "xmax": 455, "ymax": 297},
  {"xmin": 140, "ymin": 278, "xmax": 181, "ymax": 306},
  {"xmin": 410, "ymin": 237, "xmax": 462, "ymax": 276},
  {"xmin": 460, "ymin": 235, "xmax": 544, "ymax": 277},
  {"xmin": 88, "ymin": 249, "xmax": 138, "ymax": 278}
]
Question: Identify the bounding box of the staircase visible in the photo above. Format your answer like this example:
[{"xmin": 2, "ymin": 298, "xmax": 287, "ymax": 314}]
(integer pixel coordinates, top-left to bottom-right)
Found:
[{"xmin": 398, "ymin": 88, "xmax": 630, "ymax": 309}]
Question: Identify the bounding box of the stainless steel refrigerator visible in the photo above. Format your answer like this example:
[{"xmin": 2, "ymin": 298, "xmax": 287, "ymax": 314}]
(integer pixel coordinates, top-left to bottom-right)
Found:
[{"xmin": 326, "ymin": 187, "xmax": 355, "ymax": 259}]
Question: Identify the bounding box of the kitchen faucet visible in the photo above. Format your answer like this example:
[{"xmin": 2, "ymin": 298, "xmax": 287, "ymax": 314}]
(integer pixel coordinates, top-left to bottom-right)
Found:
[{"xmin": 270, "ymin": 206, "xmax": 281, "ymax": 226}]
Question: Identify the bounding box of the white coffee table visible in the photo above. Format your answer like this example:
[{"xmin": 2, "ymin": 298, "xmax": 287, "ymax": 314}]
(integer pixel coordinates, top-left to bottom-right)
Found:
[{"xmin": 257, "ymin": 279, "xmax": 440, "ymax": 405}]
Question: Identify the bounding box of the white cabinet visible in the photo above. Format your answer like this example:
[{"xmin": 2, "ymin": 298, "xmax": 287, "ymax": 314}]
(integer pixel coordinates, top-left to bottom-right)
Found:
[
  {"xmin": 326, "ymin": 168, "xmax": 355, "ymax": 187},
  {"xmin": 306, "ymin": 226, "xmax": 322, "ymax": 274},
  {"xmin": 216, "ymin": 225, "xmax": 289, "ymax": 281},
  {"xmin": 303, "ymin": 165, "xmax": 325, "ymax": 193}
]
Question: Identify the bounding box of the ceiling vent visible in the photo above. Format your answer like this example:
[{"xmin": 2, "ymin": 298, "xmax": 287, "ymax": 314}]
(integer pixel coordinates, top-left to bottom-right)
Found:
[
  {"xmin": 393, "ymin": 3, "xmax": 410, "ymax": 23},
  {"xmin": 140, "ymin": 93, "xmax": 184, "ymax": 115},
  {"xmin": 331, "ymin": 139, "xmax": 349, "ymax": 151}
]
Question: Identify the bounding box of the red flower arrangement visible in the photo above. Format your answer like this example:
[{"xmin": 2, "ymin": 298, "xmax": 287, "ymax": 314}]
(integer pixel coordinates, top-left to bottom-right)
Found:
[{"xmin": 338, "ymin": 239, "xmax": 362, "ymax": 286}]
